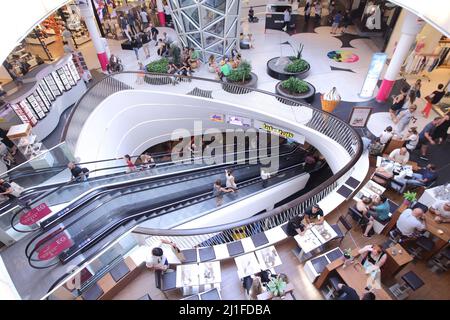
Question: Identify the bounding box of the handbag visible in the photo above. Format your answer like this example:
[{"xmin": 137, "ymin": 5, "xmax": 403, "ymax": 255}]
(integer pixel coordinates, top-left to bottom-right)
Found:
[{"xmin": 10, "ymin": 182, "xmax": 24, "ymax": 197}]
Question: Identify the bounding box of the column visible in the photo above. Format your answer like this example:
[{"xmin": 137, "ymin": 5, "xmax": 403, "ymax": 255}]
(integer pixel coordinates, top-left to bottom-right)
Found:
[
  {"xmin": 156, "ymin": 0, "xmax": 166, "ymax": 27},
  {"xmin": 78, "ymin": 1, "xmax": 108, "ymax": 71},
  {"xmin": 376, "ymin": 11, "xmax": 425, "ymax": 102}
]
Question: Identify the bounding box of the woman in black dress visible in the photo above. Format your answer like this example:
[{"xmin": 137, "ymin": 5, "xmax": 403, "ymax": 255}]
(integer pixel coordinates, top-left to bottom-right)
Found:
[
  {"xmin": 433, "ymin": 111, "xmax": 450, "ymax": 144},
  {"xmin": 389, "ymin": 86, "xmax": 408, "ymax": 121}
]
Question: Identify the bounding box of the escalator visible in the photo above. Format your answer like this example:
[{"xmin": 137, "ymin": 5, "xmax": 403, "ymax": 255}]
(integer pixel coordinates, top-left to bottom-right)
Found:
[
  {"xmin": 5, "ymin": 142, "xmax": 287, "ymax": 232},
  {"xmin": 25, "ymin": 145, "xmax": 306, "ymax": 267}
]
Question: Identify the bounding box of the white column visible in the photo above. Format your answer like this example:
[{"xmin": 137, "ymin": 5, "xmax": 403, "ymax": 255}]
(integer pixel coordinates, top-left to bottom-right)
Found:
[
  {"xmin": 376, "ymin": 10, "xmax": 425, "ymax": 102},
  {"xmin": 78, "ymin": 1, "xmax": 108, "ymax": 71}
]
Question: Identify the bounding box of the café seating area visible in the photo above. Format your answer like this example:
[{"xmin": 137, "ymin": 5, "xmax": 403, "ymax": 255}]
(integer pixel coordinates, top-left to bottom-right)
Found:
[{"xmin": 106, "ymin": 152, "xmax": 449, "ymax": 301}]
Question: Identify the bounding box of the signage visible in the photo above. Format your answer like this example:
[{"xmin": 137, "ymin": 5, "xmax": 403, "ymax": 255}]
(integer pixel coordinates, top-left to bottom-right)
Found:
[
  {"xmin": 210, "ymin": 114, "xmax": 224, "ymax": 123},
  {"xmin": 348, "ymin": 107, "xmax": 373, "ymax": 128},
  {"xmin": 20, "ymin": 203, "xmax": 52, "ymax": 225},
  {"xmin": 226, "ymin": 115, "xmax": 252, "ymax": 127},
  {"xmin": 359, "ymin": 53, "xmax": 387, "ymax": 99},
  {"xmin": 37, "ymin": 233, "xmax": 73, "ymax": 261}
]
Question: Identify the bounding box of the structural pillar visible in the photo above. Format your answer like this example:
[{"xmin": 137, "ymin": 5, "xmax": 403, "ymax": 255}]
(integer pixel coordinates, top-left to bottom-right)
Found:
[
  {"xmin": 156, "ymin": 0, "xmax": 166, "ymax": 27},
  {"xmin": 78, "ymin": 1, "xmax": 108, "ymax": 71},
  {"xmin": 376, "ymin": 11, "xmax": 425, "ymax": 102}
]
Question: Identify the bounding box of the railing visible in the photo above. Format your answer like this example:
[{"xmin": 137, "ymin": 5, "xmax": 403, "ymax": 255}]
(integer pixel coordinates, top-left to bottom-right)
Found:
[{"xmin": 40, "ymin": 71, "xmax": 362, "ymax": 300}]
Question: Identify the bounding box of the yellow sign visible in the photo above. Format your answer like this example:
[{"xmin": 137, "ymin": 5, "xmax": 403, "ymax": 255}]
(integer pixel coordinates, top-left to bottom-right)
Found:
[{"xmin": 261, "ymin": 123, "xmax": 294, "ymax": 139}]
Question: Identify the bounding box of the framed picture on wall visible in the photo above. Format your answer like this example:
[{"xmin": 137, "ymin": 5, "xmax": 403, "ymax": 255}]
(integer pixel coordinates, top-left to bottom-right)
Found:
[{"xmin": 348, "ymin": 107, "xmax": 373, "ymax": 127}]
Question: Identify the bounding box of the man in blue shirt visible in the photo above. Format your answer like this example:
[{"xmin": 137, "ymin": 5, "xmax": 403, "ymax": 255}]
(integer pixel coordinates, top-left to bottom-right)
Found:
[
  {"xmin": 331, "ymin": 11, "xmax": 342, "ymax": 34},
  {"xmin": 283, "ymin": 9, "xmax": 291, "ymax": 32},
  {"xmin": 418, "ymin": 117, "xmax": 440, "ymax": 160}
]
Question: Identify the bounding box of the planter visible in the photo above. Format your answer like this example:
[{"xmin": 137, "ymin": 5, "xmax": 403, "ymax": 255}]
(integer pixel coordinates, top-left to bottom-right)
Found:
[
  {"xmin": 222, "ymin": 72, "xmax": 258, "ymax": 94},
  {"xmin": 275, "ymin": 81, "xmax": 316, "ymax": 105},
  {"xmin": 267, "ymin": 56, "xmax": 310, "ymax": 81},
  {"xmin": 144, "ymin": 74, "xmax": 172, "ymax": 85}
]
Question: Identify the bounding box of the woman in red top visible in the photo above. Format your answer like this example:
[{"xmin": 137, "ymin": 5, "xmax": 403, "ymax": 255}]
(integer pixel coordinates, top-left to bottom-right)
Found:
[{"xmin": 124, "ymin": 154, "xmax": 136, "ymax": 172}]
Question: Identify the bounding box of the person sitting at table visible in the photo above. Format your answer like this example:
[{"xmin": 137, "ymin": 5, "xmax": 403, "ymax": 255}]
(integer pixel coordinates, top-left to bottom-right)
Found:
[
  {"xmin": 379, "ymin": 126, "xmax": 394, "ymax": 145},
  {"xmin": 429, "ymin": 200, "xmax": 450, "ymax": 223},
  {"xmin": 355, "ymin": 196, "xmax": 372, "ymax": 216},
  {"xmin": 372, "ymin": 160, "xmax": 395, "ymax": 186},
  {"xmin": 369, "ymin": 137, "xmax": 384, "ymax": 156},
  {"xmin": 359, "ymin": 244, "xmax": 387, "ymax": 290},
  {"xmin": 146, "ymin": 247, "xmax": 169, "ymax": 271},
  {"xmin": 336, "ymin": 283, "xmax": 360, "ymax": 300},
  {"xmin": 304, "ymin": 204, "xmax": 324, "ymax": 225},
  {"xmin": 388, "ymin": 147, "xmax": 409, "ymax": 165},
  {"xmin": 395, "ymin": 163, "xmax": 438, "ymax": 190},
  {"xmin": 286, "ymin": 213, "xmax": 306, "ymax": 236},
  {"xmin": 396, "ymin": 207, "xmax": 426, "ymax": 241},
  {"xmin": 362, "ymin": 195, "xmax": 391, "ymax": 237}
]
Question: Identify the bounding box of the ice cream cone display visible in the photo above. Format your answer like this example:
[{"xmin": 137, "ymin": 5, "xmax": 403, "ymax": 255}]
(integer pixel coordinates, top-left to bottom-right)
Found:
[{"xmin": 321, "ymin": 87, "xmax": 341, "ymax": 113}]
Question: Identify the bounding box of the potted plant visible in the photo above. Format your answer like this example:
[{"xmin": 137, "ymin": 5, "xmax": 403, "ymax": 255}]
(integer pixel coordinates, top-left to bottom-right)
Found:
[
  {"xmin": 266, "ymin": 43, "xmax": 311, "ymax": 80},
  {"xmin": 267, "ymin": 276, "xmax": 287, "ymax": 298},
  {"xmin": 403, "ymin": 191, "xmax": 417, "ymax": 206},
  {"xmin": 222, "ymin": 60, "xmax": 258, "ymax": 94},
  {"xmin": 145, "ymin": 58, "xmax": 171, "ymax": 85},
  {"xmin": 275, "ymin": 76, "xmax": 316, "ymax": 105}
]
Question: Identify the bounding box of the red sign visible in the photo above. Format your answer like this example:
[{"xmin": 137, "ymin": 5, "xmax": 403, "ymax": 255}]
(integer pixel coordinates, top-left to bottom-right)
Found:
[
  {"xmin": 37, "ymin": 233, "xmax": 73, "ymax": 261},
  {"xmin": 20, "ymin": 203, "xmax": 52, "ymax": 225}
]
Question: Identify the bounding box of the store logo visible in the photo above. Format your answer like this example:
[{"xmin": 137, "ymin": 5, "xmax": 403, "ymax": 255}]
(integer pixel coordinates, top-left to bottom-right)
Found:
[
  {"xmin": 210, "ymin": 114, "xmax": 224, "ymax": 122},
  {"xmin": 261, "ymin": 123, "xmax": 294, "ymax": 139}
]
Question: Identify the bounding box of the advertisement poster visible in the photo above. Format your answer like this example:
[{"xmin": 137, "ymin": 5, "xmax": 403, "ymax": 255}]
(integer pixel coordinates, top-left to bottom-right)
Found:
[
  {"xmin": 210, "ymin": 114, "xmax": 224, "ymax": 123},
  {"xmin": 20, "ymin": 203, "xmax": 52, "ymax": 225},
  {"xmin": 359, "ymin": 52, "xmax": 387, "ymax": 99},
  {"xmin": 226, "ymin": 115, "xmax": 252, "ymax": 127},
  {"xmin": 348, "ymin": 107, "xmax": 373, "ymax": 127}
]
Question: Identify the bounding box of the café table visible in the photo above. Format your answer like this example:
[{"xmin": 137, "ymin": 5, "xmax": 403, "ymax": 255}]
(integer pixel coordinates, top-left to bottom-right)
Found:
[
  {"xmin": 198, "ymin": 261, "xmax": 221, "ymax": 286},
  {"xmin": 294, "ymin": 221, "xmax": 337, "ymax": 260},
  {"xmin": 382, "ymin": 243, "xmax": 413, "ymax": 276},
  {"xmin": 353, "ymin": 179, "xmax": 386, "ymax": 202},
  {"xmin": 234, "ymin": 252, "xmax": 261, "ymax": 278},
  {"xmin": 421, "ymin": 210, "xmax": 450, "ymax": 260},
  {"xmin": 255, "ymin": 245, "xmax": 282, "ymax": 270}
]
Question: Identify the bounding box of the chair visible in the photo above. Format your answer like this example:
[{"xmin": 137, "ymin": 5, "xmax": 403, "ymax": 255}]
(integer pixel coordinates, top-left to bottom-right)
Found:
[
  {"xmin": 389, "ymin": 271, "xmax": 424, "ymax": 300},
  {"xmin": 427, "ymin": 247, "xmax": 450, "ymax": 273},
  {"xmin": 330, "ymin": 216, "xmax": 353, "ymax": 245},
  {"xmin": 407, "ymin": 236, "xmax": 435, "ymax": 260},
  {"xmin": 323, "ymin": 276, "xmax": 342, "ymax": 300}
]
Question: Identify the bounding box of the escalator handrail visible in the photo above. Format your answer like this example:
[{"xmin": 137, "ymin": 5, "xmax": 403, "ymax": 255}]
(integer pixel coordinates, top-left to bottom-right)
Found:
[
  {"xmin": 31, "ymin": 158, "xmax": 307, "ymax": 266},
  {"xmin": 23, "ymin": 145, "xmax": 301, "ymax": 258}
]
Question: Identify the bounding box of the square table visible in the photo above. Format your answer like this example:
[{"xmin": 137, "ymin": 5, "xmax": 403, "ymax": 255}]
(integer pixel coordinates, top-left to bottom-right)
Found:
[
  {"xmin": 255, "ymin": 246, "xmax": 282, "ymax": 270},
  {"xmin": 234, "ymin": 252, "xmax": 261, "ymax": 278},
  {"xmin": 310, "ymin": 222, "xmax": 338, "ymax": 244},
  {"xmin": 383, "ymin": 244, "xmax": 413, "ymax": 276},
  {"xmin": 176, "ymin": 264, "xmax": 200, "ymax": 288},
  {"xmin": 198, "ymin": 261, "xmax": 221, "ymax": 286},
  {"xmin": 353, "ymin": 180, "xmax": 386, "ymax": 202},
  {"xmin": 294, "ymin": 221, "xmax": 336, "ymax": 254}
]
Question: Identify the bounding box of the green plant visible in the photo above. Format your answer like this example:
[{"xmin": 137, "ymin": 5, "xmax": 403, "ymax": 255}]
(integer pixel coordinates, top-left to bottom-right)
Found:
[
  {"xmin": 403, "ymin": 191, "xmax": 417, "ymax": 202},
  {"xmin": 146, "ymin": 58, "xmax": 169, "ymax": 73},
  {"xmin": 267, "ymin": 277, "xmax": 287, "ymax": 297},
  {"xmin": 226, "ymin": 60, "xmax": 252, "ymax": 83},
  {"xmin": 285, "ymin": 58, "xmax": 308, "ymax": 73},
  {"xmin": 280, "ymin": 77, "xmax": 310, "ymax": 94}
]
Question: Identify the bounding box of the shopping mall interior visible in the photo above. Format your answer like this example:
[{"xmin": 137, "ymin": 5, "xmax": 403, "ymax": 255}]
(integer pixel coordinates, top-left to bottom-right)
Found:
[{"xmin": 0, "ymin": 0, "xmax": 449, "ymax": 302}]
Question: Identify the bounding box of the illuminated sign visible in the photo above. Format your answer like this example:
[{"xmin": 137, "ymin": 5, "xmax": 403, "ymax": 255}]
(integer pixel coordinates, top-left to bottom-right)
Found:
[
  {"xmin": 226, "ymin": 115, "xmax": 252, "ymax": 127},
  {"xmin": 261, "ymin": 123, "xmax": 294, "ymax": 138},
  {"xmin": 359, "ymin": 53, "xmax": 387, "ymax": 99},
  {"xmin": 210, "ymin": 114, "xmax": 224, "ymax": 122}
]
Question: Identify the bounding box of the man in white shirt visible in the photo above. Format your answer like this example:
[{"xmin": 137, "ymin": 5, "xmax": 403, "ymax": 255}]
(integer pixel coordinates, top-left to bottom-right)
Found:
[
  {"xmin": 388, "ymin": 147, "xmax": 409, "ymax": 165},
  {"xmin": 396, "ymin": 208, "xmax": 426, "ymax": 238},
  {"xmin": 430, "ymin": 200, "xmax": 450, "ymax": 223},
  {"xmin": 261, "ymin": 168, "xmax": 271, "ymax": 188},
  {"xmin": 140, "ymin": 8, "xmax": 149, "ymax": 29},
  {"xmin": 379, "ymin": 126, "xmax": 393, "ymax": 144}
]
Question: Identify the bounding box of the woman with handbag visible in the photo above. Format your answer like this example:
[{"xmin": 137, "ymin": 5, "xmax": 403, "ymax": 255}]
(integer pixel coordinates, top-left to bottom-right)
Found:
[{"xmin": 422, "ymin": 83, "xmax": 445, "ymax": 118}]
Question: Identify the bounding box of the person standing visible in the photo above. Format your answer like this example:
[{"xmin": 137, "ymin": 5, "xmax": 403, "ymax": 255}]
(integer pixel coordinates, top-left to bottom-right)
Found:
[
  {"xmin": 213, "ymin": 179, "xmax": 234, "ymax": 206},
  {"xmin": 418, "ymin": 117, "xmax": 441, "ymax": 159},
  {"xmin": 411, "ymin": 79, "xmax": 421, "ymax": 98},
  {"xmin": 341, "ymin": 10, "xmax": 350, "ymax": 33},
  {"xmin": 260, "ymin": 167, "xmax": 271, "ymax": 188},
  {"xmin": 432, "ymin": 111, "xmax": 450, "ymax": 144},
  {"xmin": 225, "ymin": 169, "xmax": 238, "ymax": 191},
  {"xmin": 389, "ymin": 86, "xmax": 408, "ymax": 120},
  {"xmin": 283, "ymin": 8, "xmax": 291, "ymax": 32},
  {"xmin": 304, "ymin": 1, "xmax": 311, "ymax": 23},
  {"xmin": 422, "ymin": 84, "xmax": 445, "ymax": 118},
  {"xmin": 131, "ymin": 36, "xmax": 141, "ymax": 60},
  {"xmin": 140, "ymin": 8, "xmax": 149, "ymax": 30},
  {"xmin": 68, "ymin": 162, "xmax": 89, "ymax": 182},
  {"xmin": 314, "ymin": 1, "xmax": 322, "ymax": 20},
  {"xmin": 0, "ymin": 179, "xmax": 17, "ymax": 201},
  {"xmin": 150, "ymin": 24, "xmax": 159, "ymax": 43},
  {"xmin": 124, "ymin": 154, "xmax": 137, "ymax": 172},
  {"xmin": 330, "ymin": 10, "xmax": 342, "ymax": 34},
  {"xmin": 127, "ymin": 11, "xmax": 138, "ymax": 35},
  {"xmin": 248, "ymin": 6, "xmax": 255, "ymax": 22},
  {"xmin": 394, "ymin": 104, "xmax": 417, "ymax": 135}
]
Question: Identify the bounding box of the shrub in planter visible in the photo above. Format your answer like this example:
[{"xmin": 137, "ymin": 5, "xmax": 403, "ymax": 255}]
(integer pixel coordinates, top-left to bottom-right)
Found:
[
  {"xmin": 280, "ymin": 77, "xmax": 310, "ymax": 94},
  {"xmin": 146, "ymin": 58, "xmax": 169, "ymax": 73},
  {"xmin": 226, "ymin": 61, "xmax": 252, "ymax": 83},
  {"xmin": 284, "ymin": 58, "xmax": 309, "ymax": 73}
]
